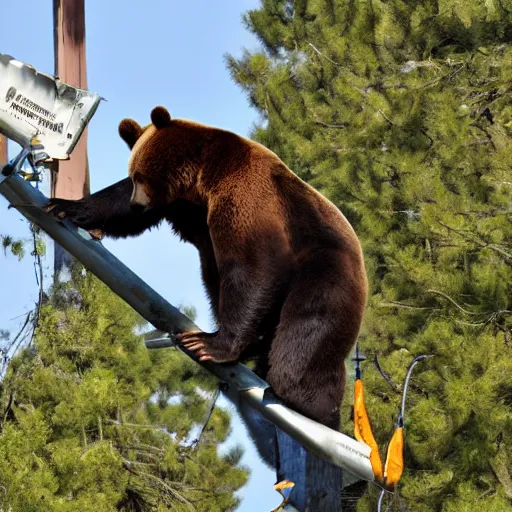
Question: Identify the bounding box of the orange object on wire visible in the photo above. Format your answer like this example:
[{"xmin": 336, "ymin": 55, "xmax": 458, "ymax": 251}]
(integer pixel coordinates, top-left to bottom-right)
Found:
[
  {"xmin": 383, "ymin": 426, "xmax": 404, "ymax": 488},
  {"xmin": 353, "ymin": 348, "xmax": 431, "ymax": 495},
  {"xmin": 354, "ymin": 378, "xmax": 384, "ymax": 481}
]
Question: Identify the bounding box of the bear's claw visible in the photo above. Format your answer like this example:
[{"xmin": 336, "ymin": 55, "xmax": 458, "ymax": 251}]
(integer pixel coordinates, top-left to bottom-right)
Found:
[{"xmin": 176, "ymin": 331, "xmax": 238, "ymax": 363}]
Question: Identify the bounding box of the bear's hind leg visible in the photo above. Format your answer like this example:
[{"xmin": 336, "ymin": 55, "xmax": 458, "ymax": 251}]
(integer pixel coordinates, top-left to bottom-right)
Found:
[
  {"xmin": 265, "ymin": 254, "xmax": 364, "ymax": 430},
  {"xmin": 267, "ymin": 327, "xmax": 347, "ymax": 430}
]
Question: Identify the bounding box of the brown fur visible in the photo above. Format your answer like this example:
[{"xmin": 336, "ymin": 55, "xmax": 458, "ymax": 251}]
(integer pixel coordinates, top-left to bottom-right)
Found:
[{"xmin": 45, "ymin": 106, "xmax": 367, "ymax": 429}]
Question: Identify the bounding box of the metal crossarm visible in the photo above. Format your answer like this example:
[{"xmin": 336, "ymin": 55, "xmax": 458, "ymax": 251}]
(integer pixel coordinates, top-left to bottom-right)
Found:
[{"xmin": 0, "ymin": 157, "xmax": 376, "ymax": 484}]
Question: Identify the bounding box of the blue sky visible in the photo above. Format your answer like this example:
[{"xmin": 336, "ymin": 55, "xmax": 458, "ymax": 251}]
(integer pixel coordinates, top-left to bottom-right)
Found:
[{"xmin": 0, "ymin": 1, "xmax": 281, "ymax": 510}]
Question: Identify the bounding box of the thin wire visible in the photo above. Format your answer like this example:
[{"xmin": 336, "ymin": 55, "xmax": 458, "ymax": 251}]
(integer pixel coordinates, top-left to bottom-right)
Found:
[
  {"xmin": 377, "ymin": 488, "xmax": 386, "ymax": 512},
  {"xmin": 374, "ymin": 355, "xmax": 433, "ymax": 511},
  {"xmin": 399, "ymin": 355, "xmax": 433, "ymax": 425}
]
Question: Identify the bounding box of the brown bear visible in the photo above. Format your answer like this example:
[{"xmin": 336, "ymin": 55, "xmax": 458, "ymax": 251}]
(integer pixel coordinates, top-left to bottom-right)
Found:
[{"xmin": 45, "ymin": 106, "xmax": 367, "ymax": 431}]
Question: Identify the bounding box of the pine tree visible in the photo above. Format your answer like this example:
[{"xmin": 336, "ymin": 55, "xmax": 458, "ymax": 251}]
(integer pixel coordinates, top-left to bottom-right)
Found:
[
  {"xmin": 0, "ymin": 269, "xmax": 248, "ymax": 511},
  {"xmin": 228, "ymin": 1, "xmax": 512, "ymax": 510}
]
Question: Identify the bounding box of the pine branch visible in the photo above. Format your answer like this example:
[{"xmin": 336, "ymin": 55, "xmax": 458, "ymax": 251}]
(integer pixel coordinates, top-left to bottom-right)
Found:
[
  {"xmin": 313, "ymin": 120, "xmax": 348, "ymax": 129},
  {"xmin": 373, "ymin": 355, "xmax": 401, "ymax": 392},
  {"xmin": 106, "ymin": 419, "xmax": 172, "ymax": 436},
  {"xmin": 184, "ymin": 453, "xmax": 219, "ymax": 481},
  {"xmin": 98, "ymin": 415, "xmax": 103, "ymax": 441},
  {"xmin": 379, "ymin": 300, "xmax": 440, "ymax": 311},
  {"xmin": 378, "ymin": 109, "xmax": 396, "ymax": 126},
  {"xmin": 437, "ymin": 221, "xmax": 512, "ymax": 262},
  {"xmin": 469, "ymin": 123, "xmax": 496, "ymax": 150},
  {"xmin": 122, "ymin": 459, "xmax": 157, "ymax": 467},
  {"xmin": 3, "ymin": 312, "xmax": 32, "ymax": 373},
  {"xmin": 1, "ymin": 391, "xmax": 15, "ymax": 428},
  {"xmin": 125, "ymin": 466, "xmax": 196, "ymax": 508},
  {"xmin": 307, "ymin": 42, "xmax": 343, "ymax": 67},
  {"xmin": 490, "ymin": 445, "xmax": 512, "ymax": 499},
  {"xmin": 118, "ymin": 444, "xmax": 165, "ymax": 455},
  {"xmin": 426, "ymin": 289, "xmax": 484, "ymax": 316}
]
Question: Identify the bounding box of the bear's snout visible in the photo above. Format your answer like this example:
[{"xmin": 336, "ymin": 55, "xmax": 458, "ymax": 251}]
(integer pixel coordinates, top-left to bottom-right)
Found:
[{"xmin": 130, "ymin": 182, "xmax": 151, "ymax": 208}]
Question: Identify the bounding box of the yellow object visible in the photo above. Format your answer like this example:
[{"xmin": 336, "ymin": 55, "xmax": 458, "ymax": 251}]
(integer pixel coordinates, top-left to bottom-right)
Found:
[
  {"xmin": 384, "ymin": 427, "xmax": 404, "ymax": 488},
  {"xmin": 273, "ymin": 480, "xmax": 295, "ymax": 493},
  {"xmin": 354, "ymin": 379, "xmax": 384, "ymax": 481},
  {"xmin": 271, "ymin": 480, "xmax": 295, "ymax": 512}
]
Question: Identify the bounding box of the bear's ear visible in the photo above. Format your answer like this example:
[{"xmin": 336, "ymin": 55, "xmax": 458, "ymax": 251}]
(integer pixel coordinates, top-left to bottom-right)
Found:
[
  {"xmin": 151, "ymin": 106, "xmax": 172, "ymax": 129},
  {"xmin": 118, "ymin": 119, "xmax": 143, "ymax": 149}
]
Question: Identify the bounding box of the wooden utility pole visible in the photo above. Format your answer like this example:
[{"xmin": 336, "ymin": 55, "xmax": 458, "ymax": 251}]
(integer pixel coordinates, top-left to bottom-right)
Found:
[
  {"xmin": 51, "ymin": 0, "xmax": 90, "ymax": 275},
  {"xmin": 0, "ymin": 136, "xmax": 7, "ymax": 168}
]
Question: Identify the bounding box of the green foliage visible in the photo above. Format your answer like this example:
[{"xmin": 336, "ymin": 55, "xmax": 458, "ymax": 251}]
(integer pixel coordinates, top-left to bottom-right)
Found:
[
  {"xmin": 229, "ymin": 1, "xmax": 512, "ymax": 509},
  {"xmin": 0, "ymin": 270, "xmax": 247, "ymax": 511},
  {"xmin": 1, "ymin": 224, "xmax": 46, "ymax": 261},
  {"xmin": 2, "ymin": 234, "xmax": 25, "ymax": 260}
]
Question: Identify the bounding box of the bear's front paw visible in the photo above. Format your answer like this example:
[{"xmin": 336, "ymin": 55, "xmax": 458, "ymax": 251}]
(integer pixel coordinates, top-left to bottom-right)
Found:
[
  {"xmin": 176, "ymin": 331, "xmax": 240, "ymax": 363},
  {"xmin": 44, "ymin": 198, "xmax": 104, "ymax": 238},
  {"xmin": 44, "ymin": 198, "xmax": 86, "ymax": 222}
]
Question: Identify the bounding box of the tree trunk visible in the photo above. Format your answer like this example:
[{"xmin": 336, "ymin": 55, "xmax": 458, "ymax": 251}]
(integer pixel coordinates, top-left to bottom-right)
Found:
[
  {"xmin": 0, "ymin": 135, "xmax": 7, "ymax": 167},
  {"xmin": 51, "ymin": 0, "xmax": 90, "ymax": 278}
]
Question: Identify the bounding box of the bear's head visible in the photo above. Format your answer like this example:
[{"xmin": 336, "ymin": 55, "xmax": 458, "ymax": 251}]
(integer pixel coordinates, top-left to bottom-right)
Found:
[{"xmin": 118, "ymin": 106, "xmax": 204, "ymax": 209}]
